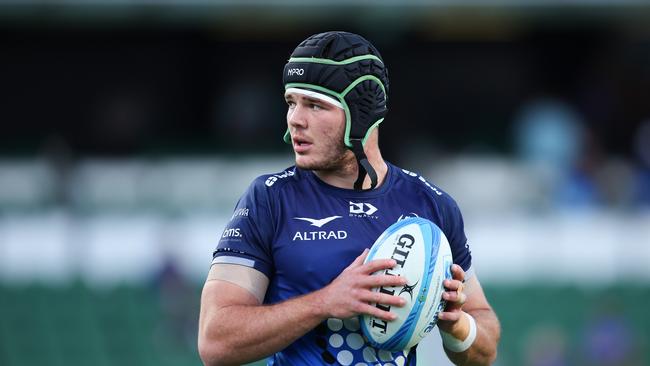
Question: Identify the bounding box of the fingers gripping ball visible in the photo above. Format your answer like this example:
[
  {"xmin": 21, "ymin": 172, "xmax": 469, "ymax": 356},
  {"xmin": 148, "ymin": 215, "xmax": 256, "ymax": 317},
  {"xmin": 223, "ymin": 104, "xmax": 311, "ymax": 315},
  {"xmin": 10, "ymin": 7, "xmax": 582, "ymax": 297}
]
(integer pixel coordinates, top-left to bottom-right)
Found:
[
  {"xmin": 360, "ymin": 217, "xmax": 453, "ymax": 351},
  {"xmin": 457, "ymin": 281, "xmax": 466, "ymax": 305}
]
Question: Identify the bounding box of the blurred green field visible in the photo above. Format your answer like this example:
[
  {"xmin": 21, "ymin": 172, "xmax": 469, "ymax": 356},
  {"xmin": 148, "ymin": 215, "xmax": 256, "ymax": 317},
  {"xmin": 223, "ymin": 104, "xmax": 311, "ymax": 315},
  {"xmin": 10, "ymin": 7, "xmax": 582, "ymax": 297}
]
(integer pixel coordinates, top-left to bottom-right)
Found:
[
  {"xmin": 0, "ymin": 283, "xmax": 200, "ymax": 366},
  {"xmin": 1, "ymin": 283, "xmax": 648, "ymax": 366}
]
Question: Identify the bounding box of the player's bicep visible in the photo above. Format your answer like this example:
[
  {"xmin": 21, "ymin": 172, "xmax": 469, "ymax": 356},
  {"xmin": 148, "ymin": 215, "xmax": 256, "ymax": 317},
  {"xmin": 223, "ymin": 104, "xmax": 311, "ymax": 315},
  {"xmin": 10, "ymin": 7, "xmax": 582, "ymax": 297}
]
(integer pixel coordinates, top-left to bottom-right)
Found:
[
  {"xmin": 198, "ymin": 275, "xmax": 262, "ymax": 347},
  {"xmin": 205, "ymin": 263, "xmax": 269, "ymax": 304}
]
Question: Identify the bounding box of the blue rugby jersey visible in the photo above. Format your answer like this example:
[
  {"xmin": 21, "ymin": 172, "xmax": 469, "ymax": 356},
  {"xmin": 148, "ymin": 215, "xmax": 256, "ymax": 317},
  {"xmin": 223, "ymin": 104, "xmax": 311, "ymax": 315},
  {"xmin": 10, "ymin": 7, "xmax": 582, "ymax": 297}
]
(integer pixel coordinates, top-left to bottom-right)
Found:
[{"xmin": 212, "ymin": 162, "xmax": 473, "ymax": 366}]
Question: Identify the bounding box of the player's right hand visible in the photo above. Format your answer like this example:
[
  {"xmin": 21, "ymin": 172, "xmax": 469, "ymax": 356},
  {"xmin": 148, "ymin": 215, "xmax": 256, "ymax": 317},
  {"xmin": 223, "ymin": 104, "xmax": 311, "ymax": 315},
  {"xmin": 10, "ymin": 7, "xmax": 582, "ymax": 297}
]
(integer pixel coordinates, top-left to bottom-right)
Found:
[{"xmin": 316, "ymin": 248, "xmax": 407, "ymax": 321}]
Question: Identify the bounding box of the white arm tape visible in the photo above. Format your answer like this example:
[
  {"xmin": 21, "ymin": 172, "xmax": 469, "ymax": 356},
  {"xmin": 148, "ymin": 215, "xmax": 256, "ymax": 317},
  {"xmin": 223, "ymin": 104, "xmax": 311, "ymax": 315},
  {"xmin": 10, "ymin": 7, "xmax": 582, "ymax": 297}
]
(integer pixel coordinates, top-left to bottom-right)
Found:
[
  {"xmin": 440, "ymin": 312, "xmax": 477, "ymax": 353},
  {"xmin": 207, "ymin": 263, "xmax": 269, "ymax": 303}
]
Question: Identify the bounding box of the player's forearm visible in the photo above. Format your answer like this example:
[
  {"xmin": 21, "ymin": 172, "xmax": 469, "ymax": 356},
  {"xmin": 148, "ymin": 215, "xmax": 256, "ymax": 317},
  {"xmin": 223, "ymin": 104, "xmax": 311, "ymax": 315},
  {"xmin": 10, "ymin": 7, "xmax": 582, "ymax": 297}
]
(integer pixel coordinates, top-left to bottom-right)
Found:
[
  {"xmin": 198, "ymin": 291, "xmax": 328, "ymax": 366},
  {"xmin": 443, "ymin": 309, "xmax": 500, "ymax": 366}
]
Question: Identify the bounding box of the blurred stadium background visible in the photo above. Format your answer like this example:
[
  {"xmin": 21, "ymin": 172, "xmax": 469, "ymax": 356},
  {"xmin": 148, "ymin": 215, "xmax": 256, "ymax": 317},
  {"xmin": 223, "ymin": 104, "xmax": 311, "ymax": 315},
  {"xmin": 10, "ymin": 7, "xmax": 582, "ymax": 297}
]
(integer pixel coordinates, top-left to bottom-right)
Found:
[{"xmin": 1, "ymin": 0, "xmax": 650, "ymax": 365}]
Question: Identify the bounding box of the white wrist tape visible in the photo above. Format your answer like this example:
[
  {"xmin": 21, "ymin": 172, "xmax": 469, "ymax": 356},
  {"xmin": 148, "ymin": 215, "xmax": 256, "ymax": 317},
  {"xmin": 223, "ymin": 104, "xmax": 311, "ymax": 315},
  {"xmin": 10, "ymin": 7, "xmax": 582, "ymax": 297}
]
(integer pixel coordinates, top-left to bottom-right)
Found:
[{"xmin": 440, "ymin": 312, "xmax": 477, "ymax": 353}]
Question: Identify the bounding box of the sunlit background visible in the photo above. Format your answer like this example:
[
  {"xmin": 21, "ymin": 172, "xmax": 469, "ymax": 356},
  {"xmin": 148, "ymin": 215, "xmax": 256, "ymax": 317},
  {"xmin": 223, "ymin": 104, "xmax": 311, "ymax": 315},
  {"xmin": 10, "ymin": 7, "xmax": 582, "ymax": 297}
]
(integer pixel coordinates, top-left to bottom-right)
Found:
[{"xmin": 1, "ymin": 1, "xmax": 649, "ymax": 365}]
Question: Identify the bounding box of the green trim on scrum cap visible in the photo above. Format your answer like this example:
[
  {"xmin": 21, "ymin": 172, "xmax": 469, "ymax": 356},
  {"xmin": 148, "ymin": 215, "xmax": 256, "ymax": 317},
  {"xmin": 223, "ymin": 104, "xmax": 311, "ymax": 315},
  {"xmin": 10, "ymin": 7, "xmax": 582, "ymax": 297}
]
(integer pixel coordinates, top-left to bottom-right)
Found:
[
  {"xmin": 283, "ymin": 129, "xmax": 291, "ymax": 144},
  {"xmin": 339, "ymin": 75, "xmax": 387, "ymax": 147},
  {"xmin": 363, "ymin": 118, "xmax": 384, "ymax": 145},
  {"xmin": 288, "ymin": 54, "xmax": 383, "ymax": 66},
  {"xmin": 340, "ymin": 75, "xmax": 386, "ymax": 98}
]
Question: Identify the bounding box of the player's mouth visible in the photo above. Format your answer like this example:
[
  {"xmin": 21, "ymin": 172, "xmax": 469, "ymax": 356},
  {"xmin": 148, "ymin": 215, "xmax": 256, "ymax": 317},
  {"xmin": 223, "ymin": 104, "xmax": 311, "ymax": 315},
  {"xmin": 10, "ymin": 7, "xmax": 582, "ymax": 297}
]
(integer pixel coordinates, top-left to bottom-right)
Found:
[{"xmin": 292, "ymin": 137, "xmax": 313, "ymax": 153}]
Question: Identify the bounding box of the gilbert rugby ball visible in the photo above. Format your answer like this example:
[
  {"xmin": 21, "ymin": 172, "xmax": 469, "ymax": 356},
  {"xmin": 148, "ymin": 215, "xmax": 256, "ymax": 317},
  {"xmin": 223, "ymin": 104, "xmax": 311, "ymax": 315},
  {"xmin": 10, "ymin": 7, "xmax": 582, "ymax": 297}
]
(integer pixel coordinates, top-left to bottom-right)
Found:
[{"xmin": 360, "ymin": 217, "xmax": 453, "ymax": 351}]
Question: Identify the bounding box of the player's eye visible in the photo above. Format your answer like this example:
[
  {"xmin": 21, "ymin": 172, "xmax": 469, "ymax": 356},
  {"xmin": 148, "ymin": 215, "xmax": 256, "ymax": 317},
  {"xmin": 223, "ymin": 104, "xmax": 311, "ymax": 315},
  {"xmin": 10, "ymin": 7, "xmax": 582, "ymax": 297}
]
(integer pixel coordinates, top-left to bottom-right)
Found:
[
  {"xmin": 286, "ymin": 100, "xmax": 296, "ymax": 108},
  {"xmin": 310, "ymin": 103, "xmax": 323, "ymax": 111}
]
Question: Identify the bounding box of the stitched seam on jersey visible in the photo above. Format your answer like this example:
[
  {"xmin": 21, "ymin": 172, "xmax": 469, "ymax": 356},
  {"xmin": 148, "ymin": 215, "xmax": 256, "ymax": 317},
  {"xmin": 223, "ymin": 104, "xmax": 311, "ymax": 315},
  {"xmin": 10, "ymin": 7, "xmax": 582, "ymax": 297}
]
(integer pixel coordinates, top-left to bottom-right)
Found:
[
  {"xmin": 400, "ymin": 171, "xmax": 472, "ymax": 273},
  {"xmin": 265, "ymin": 168, "xmax": 296, "ymax": 249},
  {"xmin": 212, "ymin": 256, "xmax": 255, "ymax": 267}
]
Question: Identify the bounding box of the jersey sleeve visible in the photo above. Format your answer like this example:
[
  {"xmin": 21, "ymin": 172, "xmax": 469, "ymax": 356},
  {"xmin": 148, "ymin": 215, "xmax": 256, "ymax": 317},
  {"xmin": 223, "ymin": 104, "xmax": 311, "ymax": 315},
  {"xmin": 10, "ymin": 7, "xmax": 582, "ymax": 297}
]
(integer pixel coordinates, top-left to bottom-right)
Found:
[
  {"xmin": 440, "ymin": 196, "xmax": 473, "ymax": 277},
  {"xmin": 212, "ymin": 177, "xmax": 275, "ymax": 278}
]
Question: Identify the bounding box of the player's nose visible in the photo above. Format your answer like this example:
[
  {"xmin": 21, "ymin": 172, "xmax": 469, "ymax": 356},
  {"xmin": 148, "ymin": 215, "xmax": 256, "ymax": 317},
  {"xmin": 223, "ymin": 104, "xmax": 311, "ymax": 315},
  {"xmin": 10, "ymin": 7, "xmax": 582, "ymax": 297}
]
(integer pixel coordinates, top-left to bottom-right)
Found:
[{"xmin": 287, "ymin": 104, "xmax": 308, "ymax": 128}]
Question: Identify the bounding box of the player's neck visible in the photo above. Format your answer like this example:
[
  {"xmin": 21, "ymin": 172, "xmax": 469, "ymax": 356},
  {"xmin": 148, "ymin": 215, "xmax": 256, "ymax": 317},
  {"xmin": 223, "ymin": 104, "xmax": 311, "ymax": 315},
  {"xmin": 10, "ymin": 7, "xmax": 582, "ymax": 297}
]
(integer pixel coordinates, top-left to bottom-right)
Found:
[{"xmin": 313, "ymin": 144, "xmax": 388, "ymax": 191}]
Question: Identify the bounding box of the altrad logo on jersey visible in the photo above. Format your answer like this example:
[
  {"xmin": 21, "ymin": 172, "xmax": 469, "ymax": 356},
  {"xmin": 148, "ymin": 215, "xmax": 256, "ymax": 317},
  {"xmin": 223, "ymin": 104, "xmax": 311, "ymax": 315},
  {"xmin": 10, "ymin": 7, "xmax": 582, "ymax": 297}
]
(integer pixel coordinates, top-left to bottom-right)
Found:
[
  {"xmin": 292, "ymin": 231, "xmax": 347, "ymax": 241},
  {"xmin": 294, "ymin": 216, "xmax": 342, "ymax": 228},
  {"xmin": 292, "ymin": 216, "xmax": 347, "ymax": 241}
]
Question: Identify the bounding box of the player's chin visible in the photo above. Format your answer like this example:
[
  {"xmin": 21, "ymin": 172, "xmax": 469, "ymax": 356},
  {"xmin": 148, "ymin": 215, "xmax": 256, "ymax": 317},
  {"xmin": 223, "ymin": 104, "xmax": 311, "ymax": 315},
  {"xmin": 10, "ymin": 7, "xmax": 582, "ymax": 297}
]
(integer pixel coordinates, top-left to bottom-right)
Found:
[{"xmin": 294, "ymin": 155, "xmax": 323, "ymax": 170}]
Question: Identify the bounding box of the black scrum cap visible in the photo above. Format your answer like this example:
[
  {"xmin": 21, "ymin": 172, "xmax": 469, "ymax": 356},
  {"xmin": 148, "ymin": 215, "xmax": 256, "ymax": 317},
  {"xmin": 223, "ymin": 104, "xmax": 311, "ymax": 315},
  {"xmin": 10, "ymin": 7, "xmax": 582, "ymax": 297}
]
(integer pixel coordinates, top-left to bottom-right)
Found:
[{"xmin": 283, "ymin": 31, "xmax": 389, "ymax": 190}]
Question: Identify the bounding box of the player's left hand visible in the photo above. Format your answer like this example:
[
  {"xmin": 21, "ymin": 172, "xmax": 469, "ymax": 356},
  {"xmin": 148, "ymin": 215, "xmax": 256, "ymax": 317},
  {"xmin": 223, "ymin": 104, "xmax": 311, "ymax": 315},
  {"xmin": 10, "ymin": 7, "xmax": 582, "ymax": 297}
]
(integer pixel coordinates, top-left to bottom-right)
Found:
[{"xmin": 437, "ymin": 264, "xmax": 468, "ymax": 333}]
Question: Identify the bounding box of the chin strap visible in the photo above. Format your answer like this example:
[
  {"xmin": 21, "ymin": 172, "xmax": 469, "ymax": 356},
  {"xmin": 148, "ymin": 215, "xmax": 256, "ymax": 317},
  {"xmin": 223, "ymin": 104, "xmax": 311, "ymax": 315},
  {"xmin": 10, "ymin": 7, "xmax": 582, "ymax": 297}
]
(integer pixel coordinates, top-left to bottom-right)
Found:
[{"xmin": 350, "ymin": 138, "xmax": 377, "ymax": 191}]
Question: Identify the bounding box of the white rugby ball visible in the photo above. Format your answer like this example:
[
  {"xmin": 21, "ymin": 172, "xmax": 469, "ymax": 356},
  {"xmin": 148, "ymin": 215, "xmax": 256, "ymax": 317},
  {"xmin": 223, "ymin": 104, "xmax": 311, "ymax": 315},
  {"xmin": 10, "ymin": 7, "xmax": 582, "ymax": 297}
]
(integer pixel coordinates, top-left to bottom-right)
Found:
[{"xmin": 360, "ymin": 217, "xmax": 453, "ymax": 351}]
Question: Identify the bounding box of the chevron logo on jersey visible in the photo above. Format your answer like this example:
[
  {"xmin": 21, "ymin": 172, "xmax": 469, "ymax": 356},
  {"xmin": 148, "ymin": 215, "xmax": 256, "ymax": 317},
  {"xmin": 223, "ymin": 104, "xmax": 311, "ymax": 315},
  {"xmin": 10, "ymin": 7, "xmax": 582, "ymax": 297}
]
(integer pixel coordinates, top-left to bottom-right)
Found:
[{"xmin": 349, "ymin": 202, "xmax": 378, "ymax": 215}]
